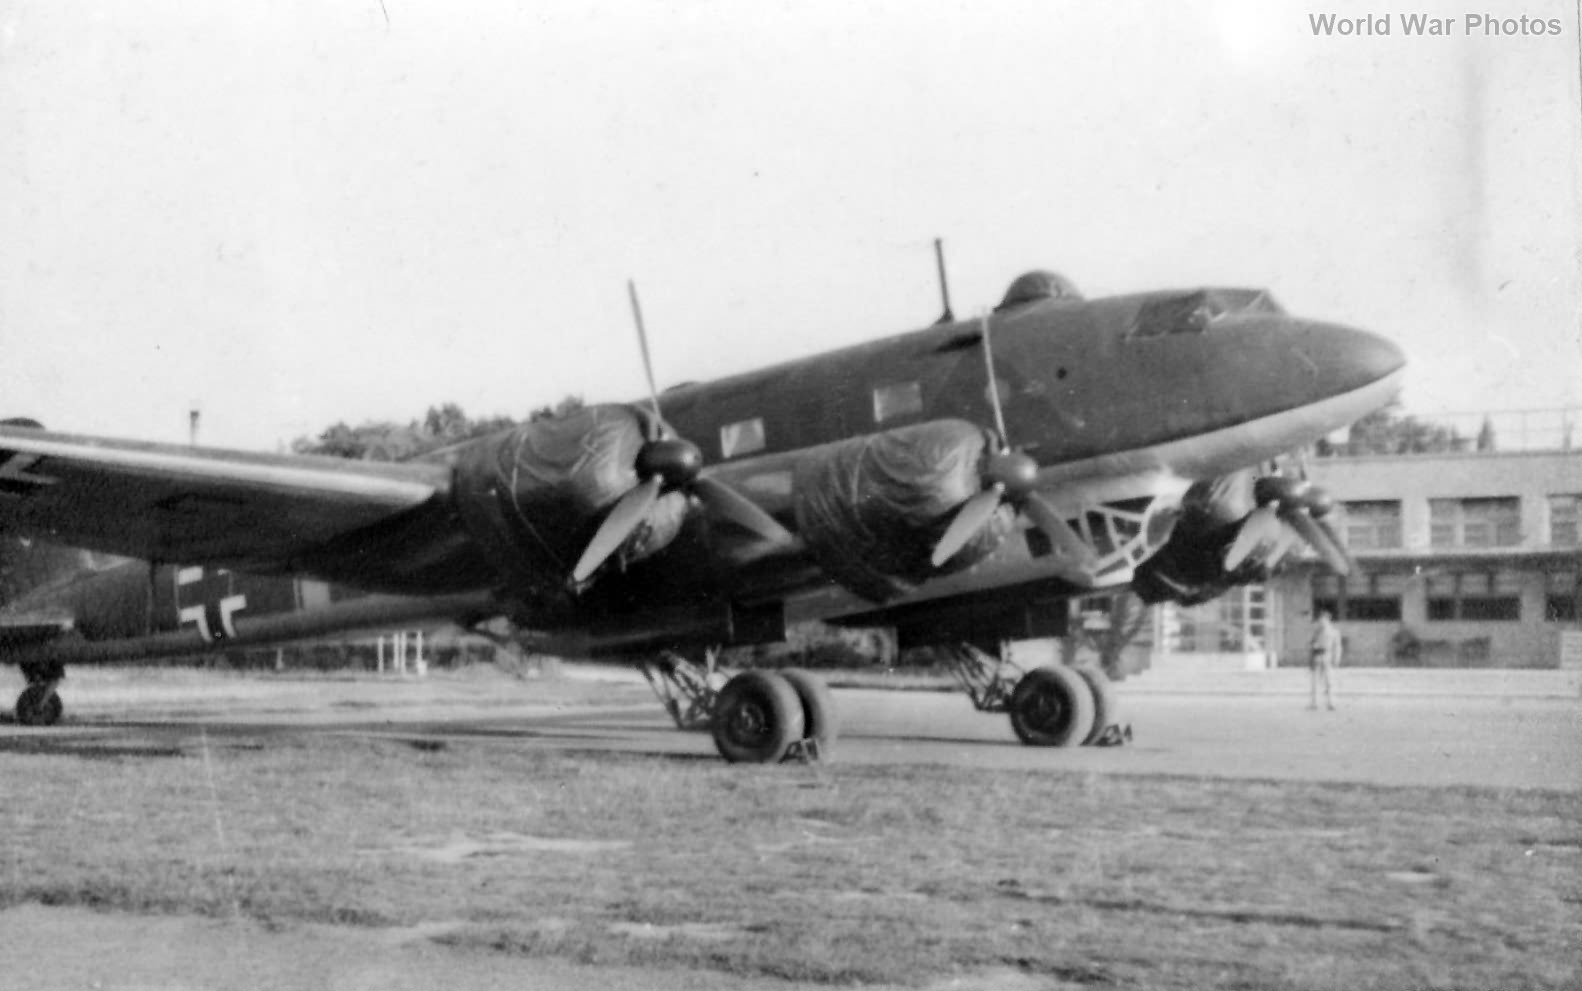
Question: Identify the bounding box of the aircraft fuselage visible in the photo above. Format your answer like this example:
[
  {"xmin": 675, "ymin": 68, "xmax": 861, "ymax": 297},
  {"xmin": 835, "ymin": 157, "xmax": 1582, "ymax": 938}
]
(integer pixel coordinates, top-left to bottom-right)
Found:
[{"xmin": 1, "ymin": 281, "xmax": 1405, "ymax": 665}]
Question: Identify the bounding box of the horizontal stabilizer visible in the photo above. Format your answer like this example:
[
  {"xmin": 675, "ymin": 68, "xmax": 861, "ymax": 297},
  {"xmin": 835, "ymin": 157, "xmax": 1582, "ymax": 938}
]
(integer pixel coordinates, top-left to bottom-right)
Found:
[{"xmin": 0, "ymin": 611, "xmax": 74, "ymax": 649}]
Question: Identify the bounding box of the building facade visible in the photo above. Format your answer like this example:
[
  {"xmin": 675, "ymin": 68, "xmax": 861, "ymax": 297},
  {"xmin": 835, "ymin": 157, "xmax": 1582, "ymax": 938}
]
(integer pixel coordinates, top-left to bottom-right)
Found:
[
  {"xmin": 1145, "ymin": 412, "xmax": 1581, "ymax": 670},
  {"xmin": 1268, "ymin": 442, "xmax": 1581, "ymax": 668}
]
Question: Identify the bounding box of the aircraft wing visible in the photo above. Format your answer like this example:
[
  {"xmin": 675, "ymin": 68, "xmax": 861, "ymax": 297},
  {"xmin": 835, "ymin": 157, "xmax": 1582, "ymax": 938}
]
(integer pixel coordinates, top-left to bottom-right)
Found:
[{"xmin": 0, "ymin": 426, "xmax": 450, "ymax": 572}]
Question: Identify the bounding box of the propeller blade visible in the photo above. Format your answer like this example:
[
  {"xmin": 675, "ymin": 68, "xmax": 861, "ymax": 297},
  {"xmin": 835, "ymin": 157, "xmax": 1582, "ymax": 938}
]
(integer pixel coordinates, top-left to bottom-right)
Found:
[
  {"xmin": 1022, "ymin": 492, "xmax": 1099, "ymax": 574},
  {"xmin": 627, "ymin": 280, "xmax": 664, "ymax": 435},
  {"xmin": 1266, "ymin": 520, "xmax": 1302, "ymax": 570},
  {"xmin": 1283, "ymin": 508, "xmax": 1352, "ymax": 576},
  {"xmin": 1225, "ymin": 504, "xmax": 1283, "ymax": 572},
  {"xmin": 572, "ymin": 476, "xmax": 662, "ymax": 584},
  {"xmin": 693, "ymin": 475, "xmax": 795, "ymax": 545},
  {"xmin": 1314, "ymin": 515, "xmax": 1356, "ymax": 574},
  {"xmin": 979, "ymin": 311, "xmax": 1010, "ymax": 443},
  {"xmin": 931, "ymin": 486, "xmax": 1006, "ymax": 568}
]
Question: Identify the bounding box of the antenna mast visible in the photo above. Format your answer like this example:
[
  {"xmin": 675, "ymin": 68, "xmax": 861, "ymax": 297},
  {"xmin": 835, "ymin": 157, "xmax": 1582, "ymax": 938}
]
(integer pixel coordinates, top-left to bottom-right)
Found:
[{"xmin": 933, "ymin": 237, "xmax": 954, "ymax": 324}]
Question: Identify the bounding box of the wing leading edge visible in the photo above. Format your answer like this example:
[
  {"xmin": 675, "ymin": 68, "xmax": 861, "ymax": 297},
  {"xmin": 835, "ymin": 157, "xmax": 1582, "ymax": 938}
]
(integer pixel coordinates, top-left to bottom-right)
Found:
[{"xmin": 0, "ymin": 425, "xmax": 451, "ymax": 574}]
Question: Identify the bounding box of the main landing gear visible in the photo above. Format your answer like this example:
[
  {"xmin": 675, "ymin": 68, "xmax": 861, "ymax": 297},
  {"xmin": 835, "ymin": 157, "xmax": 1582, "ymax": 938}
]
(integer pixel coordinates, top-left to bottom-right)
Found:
[
  {"xmin": 940, "ymin": 641, "xmax": 1128, "ymax": 747},
  {"xmin": 639, "ymin": 649, "xmax": 836, "ymax": 764},
  {"xmin": 13, "ymin": 660, "xmax": 65, "ymax": 727}
]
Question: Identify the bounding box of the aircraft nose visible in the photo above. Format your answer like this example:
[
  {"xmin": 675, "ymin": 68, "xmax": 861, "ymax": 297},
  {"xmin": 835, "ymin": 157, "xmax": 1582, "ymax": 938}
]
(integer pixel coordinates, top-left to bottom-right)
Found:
[{"xmin": 1291, "ymin": 320, "xmax": 1406, "ymax": 398}]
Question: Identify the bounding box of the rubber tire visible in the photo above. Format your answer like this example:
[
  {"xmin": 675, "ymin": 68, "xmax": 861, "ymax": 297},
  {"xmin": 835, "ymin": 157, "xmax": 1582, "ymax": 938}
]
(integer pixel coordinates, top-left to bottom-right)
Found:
[
  {"xmin": 15, "ymin": 685, "xmax": 63, "ymax": 727},
  {"xmin": 1071, "ymin": 666, "xmax": 1117, "ymax": 746},
  {"xmin": 1008, "ymin": 666, "xmax": 1095, "ymax": 748},
  {"xmin": 781, "ymin": 668, "xmax": 838, "ymax": 756},
  {"xmin": 711, "ymin": 671, "xmax": 806, "ymax": 764}
]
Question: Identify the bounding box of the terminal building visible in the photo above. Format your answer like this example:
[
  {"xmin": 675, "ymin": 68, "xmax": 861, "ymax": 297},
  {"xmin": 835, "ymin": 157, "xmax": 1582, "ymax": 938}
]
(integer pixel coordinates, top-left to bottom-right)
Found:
[{"xmin": 1147, "ymin": 408, "xmax": 1581, "ymax": 670}]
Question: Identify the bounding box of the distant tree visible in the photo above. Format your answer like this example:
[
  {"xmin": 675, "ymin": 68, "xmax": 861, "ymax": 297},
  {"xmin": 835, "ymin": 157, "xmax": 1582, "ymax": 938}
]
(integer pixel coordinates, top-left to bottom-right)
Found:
[
  {"xmin": 466, "ymin": 413, "xmax": 519, "ymax": 438},
  {"xmin": 1476, "ymin": 415, "xmax": 1497, "ymax": 452},
  {"xmin": 528, "ymin": 395, "xmax": 586, "ymax": 423},
  {"xmin": 421, "ymin": 402, "xmax": 472, "ymax": 443},
  {"xmin": 292, "ymin": 404, "xmax": 523, "ymax": 460},
  {"xmin": 1318, "ymin": 404, "xmax": 1468, "ymax": 457},
  {"xmin": 293, "ymin": 421, "xmax": 392, "ymax": 459},
  {"xmin": 420, "ymin": 403, "xmax": 519, "ymax": 445}
]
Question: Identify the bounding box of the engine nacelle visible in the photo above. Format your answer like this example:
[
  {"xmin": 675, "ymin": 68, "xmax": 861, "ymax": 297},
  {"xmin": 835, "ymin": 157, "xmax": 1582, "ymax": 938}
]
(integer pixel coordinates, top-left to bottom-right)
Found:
[
  {"xmin": 791, "ymin": 420, "xmax": 1014, "ymax": 602},
  {"xmin": 1132, "ymin": 469, "xmax": 1269, "ymax": 606},
  {"xmin": 451, "ymin": 404, "xmax": 688, "ymax": 597}
]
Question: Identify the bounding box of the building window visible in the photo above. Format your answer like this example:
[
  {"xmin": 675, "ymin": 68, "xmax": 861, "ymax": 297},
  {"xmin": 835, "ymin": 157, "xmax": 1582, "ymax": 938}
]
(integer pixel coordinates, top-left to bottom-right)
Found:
[
  {"xmin": 1342, "ymin": 500, "xmax": 1402, "ymax": 550},
  {"xmin": 1549, "ymin": 495, "xmax": 1580, "ymax": 547},
  {"xmin": 1426, "ymin": 572, "xmax": 1522, "ymax": 622},
  {"xmin": 1346, "ymin": 597, "xmax": 1404, "ymax": 621},
  {"xmin": 719, "ymin": 418, "xmax": 766, "ymax": 459},
  {"xmin": 1310, "ymin": 574, "xmax": 1403, "ymax": 622},
  {"xmin": 1546, "ymin": 571, "xmax": 1579, "ymax": 622},
  {"xmin": 1429, "ymin": 497, "xmax": 1521, "ymax": 548},
  {"xmin": 872, "ymin": 382, "xmax": 924, "ymax": 424}
]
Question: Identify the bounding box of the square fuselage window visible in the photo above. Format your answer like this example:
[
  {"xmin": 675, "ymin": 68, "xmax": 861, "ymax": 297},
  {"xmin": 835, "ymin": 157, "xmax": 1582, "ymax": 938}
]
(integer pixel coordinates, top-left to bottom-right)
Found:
[
  {"xmin": 719, "ymin": 418, "xmax": 766, "ymax": 459},
  {"xmin": 872, "ymin": 382, "xmax": 924, "ymax": 424}
]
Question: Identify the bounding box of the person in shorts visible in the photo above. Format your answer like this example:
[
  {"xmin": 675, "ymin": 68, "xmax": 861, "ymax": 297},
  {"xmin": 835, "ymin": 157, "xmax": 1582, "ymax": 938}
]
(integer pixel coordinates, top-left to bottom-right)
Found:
[{"xmin": 1309, "ymin": 610, "xmax": 1342, "ymax": 710}]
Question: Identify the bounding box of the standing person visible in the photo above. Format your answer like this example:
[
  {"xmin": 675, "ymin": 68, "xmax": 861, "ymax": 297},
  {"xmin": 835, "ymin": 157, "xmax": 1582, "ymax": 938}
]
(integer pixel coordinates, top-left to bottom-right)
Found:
[{"xmin": 1309, "ymin": 610, "xmax": 1342, "ymax": 710}]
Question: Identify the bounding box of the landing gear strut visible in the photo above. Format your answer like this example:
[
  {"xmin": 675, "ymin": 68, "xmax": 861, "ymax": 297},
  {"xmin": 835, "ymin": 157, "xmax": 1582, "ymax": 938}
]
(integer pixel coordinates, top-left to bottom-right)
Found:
[
  {"xmin": 638, "ymin": 649, "xmax": 836, "ymax": 763},
  {"xmin": 15, "ymin": 660, "xmax": 64, "ymax": 727},
  {"xmin": 940, "ymin": 641, "xmax": 1126, "ymax": 747},
  {"xmin": 639, "ymin": 649, "xmax": 723, "ymax": 731}
]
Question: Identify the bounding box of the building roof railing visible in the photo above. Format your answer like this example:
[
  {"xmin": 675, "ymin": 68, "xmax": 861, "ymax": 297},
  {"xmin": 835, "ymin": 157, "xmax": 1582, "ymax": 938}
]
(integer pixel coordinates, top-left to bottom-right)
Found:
[{"xmin": 1320, "ymin": 406, "xmax": 1580, "ymax": 457}]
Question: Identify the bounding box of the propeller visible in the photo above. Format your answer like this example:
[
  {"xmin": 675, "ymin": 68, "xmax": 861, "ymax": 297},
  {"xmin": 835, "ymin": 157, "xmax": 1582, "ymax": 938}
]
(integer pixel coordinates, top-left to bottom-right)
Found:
[
  {"xmin": 1223, "ymin": 472, "xmax": 1353, "ymax": 576},
  {"xmin": 930, "ymin": 311, "xmax": 1097, "ymax": 577},
  {"xmin": 569, "ymin": 283, "xmax": 794, "ymax": 585},
  {"xmin": 1289, "ymin": 448, "xmax": 1354, "ymax": 574}
]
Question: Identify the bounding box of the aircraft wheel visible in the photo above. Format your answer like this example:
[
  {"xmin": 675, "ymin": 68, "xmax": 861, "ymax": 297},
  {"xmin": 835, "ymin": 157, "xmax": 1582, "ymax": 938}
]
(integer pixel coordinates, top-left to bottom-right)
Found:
[
  {"xmin": 1008, "ymin": 666, "xmax": 1094, "ymax": 748},
  {"xmin": 711, "ymin": 671, "xmax": 805, "ymax": 764},
  {"xmin": 15, "ymin": 685, "xmax": 63, "ymax": 727},
  {"xmin": 1071, "ymin": 666, "xmax": 1116, "ymax": 746},
  {"xmin": 781, "ymin": 668, "xmax": 838, "ymax": 757}
]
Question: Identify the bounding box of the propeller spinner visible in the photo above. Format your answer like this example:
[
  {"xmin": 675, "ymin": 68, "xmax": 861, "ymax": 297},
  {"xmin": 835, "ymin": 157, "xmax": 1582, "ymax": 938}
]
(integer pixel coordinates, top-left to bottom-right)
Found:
[
  {"xmin": 930, "ymin": 312, "xmax": 1097, "ymax": 578},
  {"xmin": 570, "ymin": 283, "xmax": 794, "ymax": 585}
]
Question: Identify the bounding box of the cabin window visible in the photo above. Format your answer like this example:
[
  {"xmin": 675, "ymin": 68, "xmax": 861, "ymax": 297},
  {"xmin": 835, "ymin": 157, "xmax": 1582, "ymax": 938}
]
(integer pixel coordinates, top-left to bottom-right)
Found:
[
  {"xmin": 719, "ymin": 418, "xmax": 766, "ymax": 459},
  {"xmin": 872, "ymin": 381, "xmax": 923, "ymax": 424}
]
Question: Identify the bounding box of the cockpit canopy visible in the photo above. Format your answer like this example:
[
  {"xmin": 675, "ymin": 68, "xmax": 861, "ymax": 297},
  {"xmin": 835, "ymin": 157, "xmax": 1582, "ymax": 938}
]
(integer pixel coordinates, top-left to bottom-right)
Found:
[
  {"xmin": 995, "ymin": 270, "xmax": 1082, "ymax": 311},
  {"xmin": 1128, "ymin": 288, "xmax": 1285, "ymax": 338}
]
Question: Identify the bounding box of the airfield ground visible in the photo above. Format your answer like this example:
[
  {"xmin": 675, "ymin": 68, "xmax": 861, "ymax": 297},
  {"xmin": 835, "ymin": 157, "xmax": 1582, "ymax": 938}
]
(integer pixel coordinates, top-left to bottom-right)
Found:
[{"xmin": 1, "ymin": 664, "xmax": 1578, "ymax": 990}]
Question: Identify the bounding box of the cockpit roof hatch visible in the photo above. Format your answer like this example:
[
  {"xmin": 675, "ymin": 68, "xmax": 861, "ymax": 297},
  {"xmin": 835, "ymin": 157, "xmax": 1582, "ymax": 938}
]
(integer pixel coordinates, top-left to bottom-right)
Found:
[{"xmin": 995, "ymin": 270, "xmax": 1082, "ymax": 311}]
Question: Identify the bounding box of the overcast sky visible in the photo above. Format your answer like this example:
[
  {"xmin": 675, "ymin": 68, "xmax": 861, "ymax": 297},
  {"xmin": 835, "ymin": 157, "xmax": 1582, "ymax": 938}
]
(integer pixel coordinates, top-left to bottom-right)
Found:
[{"xmin": 2, "ymin": 0, "xmax": 1578, "ymax": 450}]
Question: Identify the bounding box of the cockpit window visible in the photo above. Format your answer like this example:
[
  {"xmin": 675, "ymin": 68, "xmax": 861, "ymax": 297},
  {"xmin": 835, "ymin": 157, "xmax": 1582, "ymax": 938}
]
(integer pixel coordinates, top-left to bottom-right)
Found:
[
  {"xmin": 1130, "ymin": 292, "xmax": 1217, "ymax": 338},
  {"xmin": 1127, "ymin": 288, "xmax": 1284, "ymax": 339}
]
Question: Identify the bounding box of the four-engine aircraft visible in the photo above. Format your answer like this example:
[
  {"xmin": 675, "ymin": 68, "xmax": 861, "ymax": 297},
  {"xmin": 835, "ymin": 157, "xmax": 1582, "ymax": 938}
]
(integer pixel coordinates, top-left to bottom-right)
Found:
[{"xmin": 0, "ymin": 268, "xmax": 1404, "ymax": 761}]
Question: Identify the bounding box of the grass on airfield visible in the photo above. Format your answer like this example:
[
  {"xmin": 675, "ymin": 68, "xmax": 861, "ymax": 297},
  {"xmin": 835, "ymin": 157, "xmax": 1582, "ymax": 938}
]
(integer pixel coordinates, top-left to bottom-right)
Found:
[{"xmin": 3, "ymin": 732, "xmax": 1579, "ymax": 990}]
